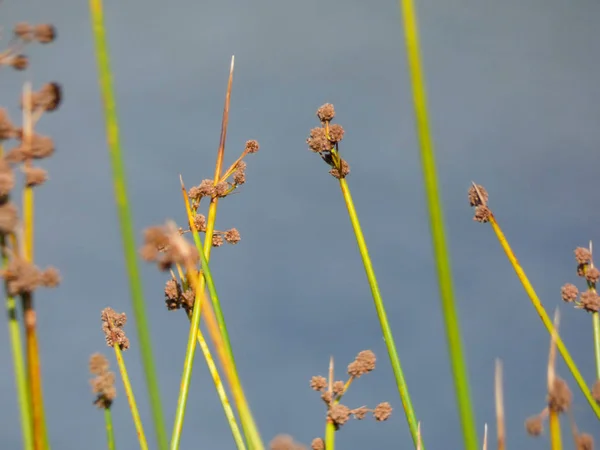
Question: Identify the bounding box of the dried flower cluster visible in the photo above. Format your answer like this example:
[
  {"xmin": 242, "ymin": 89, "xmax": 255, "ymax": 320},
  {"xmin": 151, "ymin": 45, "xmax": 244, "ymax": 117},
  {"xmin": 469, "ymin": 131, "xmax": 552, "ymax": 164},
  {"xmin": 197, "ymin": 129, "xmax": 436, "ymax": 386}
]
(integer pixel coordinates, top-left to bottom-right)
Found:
[
  {"xmin": 0, "ymin": 23, "xmax": 56, "ymax": 71},
  {"xmin": 524, "ymin": 375, "xmax": 593, "ymax": 446},
  {"xmin": 0, "ymin": 21, "xmax": 61, "ymax": 294},
  {"xmin": 307, "ymin": 103, "xmax": 349, "ymax": 179},
  {"xmin": 309, "ymin": 350, "xmax": 391, "ymax": 443},
  {"xmin": 101, "ymin": 307, "xmax": 130, "ymax": 350},
  {"xmin": 467, "ymin": 184, "xmax": 491, "ymax": 223},
  {"xmin": 164, "ymin": 277, "xmax": 195, "ymax": 312},
  {"xmin": 187, "ymin": 213, "xmax": 240, "ymax": 247},
  {"xmin": 269, "ymin": 434, "xmax": 306, "ymax": 450},
  {"xmin": 140, "ymin": 223, "xmax": 199, "ymax": 271},
  {"xmin": 0, "ymin": 256, "xmax": 59, "ymax": 296},
  {"xmin": 89, "ymin": 353, "xmax": 116, "ymax": 409},
  {"xmin": 561, "ymin": 246, "xmax": 600, "ymax": 312}
]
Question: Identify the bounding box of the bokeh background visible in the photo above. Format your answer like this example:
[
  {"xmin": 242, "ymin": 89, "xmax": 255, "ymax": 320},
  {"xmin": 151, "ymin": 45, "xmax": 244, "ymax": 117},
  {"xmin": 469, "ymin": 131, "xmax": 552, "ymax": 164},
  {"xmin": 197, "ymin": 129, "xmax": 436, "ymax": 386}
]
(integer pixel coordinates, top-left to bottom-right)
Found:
[{"xmin": 1, "ymin": 0, "xmax": 599, "ymax": 448}]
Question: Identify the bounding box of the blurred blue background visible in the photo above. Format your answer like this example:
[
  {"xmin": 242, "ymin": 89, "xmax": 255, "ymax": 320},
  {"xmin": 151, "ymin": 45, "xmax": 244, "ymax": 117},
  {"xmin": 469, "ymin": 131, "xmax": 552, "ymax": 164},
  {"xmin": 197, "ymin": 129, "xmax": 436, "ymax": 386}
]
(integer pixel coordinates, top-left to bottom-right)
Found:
[{"xmin": 1, "ymin": 0, "xmax": 599, "ymax": 448}]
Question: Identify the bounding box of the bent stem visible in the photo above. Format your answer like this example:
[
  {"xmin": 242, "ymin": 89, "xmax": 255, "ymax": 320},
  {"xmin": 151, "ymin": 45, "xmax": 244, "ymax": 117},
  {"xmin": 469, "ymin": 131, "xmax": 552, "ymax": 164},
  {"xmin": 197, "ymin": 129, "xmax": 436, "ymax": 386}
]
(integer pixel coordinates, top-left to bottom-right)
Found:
[
  {"xmin": 338, "ymin": 178, "xmax": 420, "ymax": 448},
  {"xmin": 397, "ymin": 0, "xmax": 478, "ymax": 448},
  {"xmin": 89, "ymin": 1, "xmax": 167, "ymax": 447}
]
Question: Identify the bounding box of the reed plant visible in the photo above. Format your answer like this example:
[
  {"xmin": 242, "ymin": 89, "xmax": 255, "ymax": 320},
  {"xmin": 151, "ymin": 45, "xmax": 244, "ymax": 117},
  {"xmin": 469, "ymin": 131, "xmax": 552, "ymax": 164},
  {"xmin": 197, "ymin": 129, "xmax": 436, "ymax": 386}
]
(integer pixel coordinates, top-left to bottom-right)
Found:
[{"xmin": 0, "ymin": 2, "xmax": 598, "ymax": 450}]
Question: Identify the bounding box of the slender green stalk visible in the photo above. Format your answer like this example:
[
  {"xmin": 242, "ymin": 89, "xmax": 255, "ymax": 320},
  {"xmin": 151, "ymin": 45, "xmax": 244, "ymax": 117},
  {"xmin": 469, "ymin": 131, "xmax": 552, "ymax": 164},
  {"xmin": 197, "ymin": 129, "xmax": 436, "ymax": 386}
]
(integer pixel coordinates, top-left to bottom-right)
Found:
[
  {"xmin": 396, "ymin": 0, "xmax": 478, "ymax": 448},
  {"xmin": 338, "ymin": 179, "xmax": 421, "ymax": 448},
  {"xmin": 488, "ymin": 215, "xmax": 600, "ymax": 418},
  {"xmin": 114, "ymin": 345, "xmax": 148, "ymax": 450},
  {"xmin": 104, "ymin": 408, "xmax": 116, "ymax": 450},
  {"xmin": 196, "ymin": 328, "xmax": 246, "ymax": 450},
  {"xmin": 0, "ymin": 143, "xmax": 33, "ymax": 450},
  {"xmin": 176, "ymin": 182, "xmax": 263, "ymax": 449},
  {"xmin": 170, "ymin": 270, "xmax": 205, "ymax": 450},
  {"xmin": 4, "ymin": 265, "xmax": 33, "ymax": 450},
  {"xmin": 89, "ymin": 2, "xmax": 167, "ymax": 448},
  {"xmin": 593, "ymin": 313, "xmax": 600, "ymax": 379},
  {"xmin": 324, "ymin": 422, "xmax": 335, "ymax": 450}
]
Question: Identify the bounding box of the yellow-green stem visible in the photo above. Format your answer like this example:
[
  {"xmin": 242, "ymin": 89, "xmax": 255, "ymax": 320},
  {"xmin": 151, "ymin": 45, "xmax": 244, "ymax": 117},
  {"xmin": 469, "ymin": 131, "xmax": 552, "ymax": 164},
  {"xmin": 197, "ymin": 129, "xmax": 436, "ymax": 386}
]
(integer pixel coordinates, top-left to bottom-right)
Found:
[
  {"xmin": 592, "ymin": 313, "xmax": 600, "ymax": 379},
  {"xmin": 114, "ymin": 345, "xmax": 148, "ymax": 450},
  {"xmin": 338, "ymin": 178, "xmax": 421, "ymax": 448},
  {"xmin": 196, "ymin": 328, "xmax": 246, "ymax": 450},
  {"xmin": 396, "ymin": 0, "xmax": 478, "ymax": 448},
  {"xmin": 489, "ymin": 215, "xmax": 600, "ymax": 418},
  {"xmin": 89, "ymin": 2, "xmax": 167, "ymax": 447},
  {"xmin": 104, "ymin": 407, "xmax": 116, "ymax": 450},
  {"xmin": 549, "ymin": 412, "xmax": 562, "ymax": 450},
  {"xmin": 324, "ymin": 421, "xmax": 335, "ymax": 450}
]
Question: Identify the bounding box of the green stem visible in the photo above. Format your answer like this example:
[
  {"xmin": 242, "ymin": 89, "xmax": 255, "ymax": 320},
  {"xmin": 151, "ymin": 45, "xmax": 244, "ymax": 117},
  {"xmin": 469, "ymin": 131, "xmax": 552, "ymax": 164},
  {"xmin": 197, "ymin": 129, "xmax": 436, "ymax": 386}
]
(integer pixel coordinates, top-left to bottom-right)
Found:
[
  {"xmin": 6, "ymin": 294, "xmax": 33, "ymax": 450},
  {"xmin": 104, "ymin": 407, "xmax": 116, "ymax": 450},
  {"xmin": 396, "ymin": 0, "xmax": 478, "ymax": 448},
  {"xmin": 338, "ymin": 179, "xmax": 421, "ymax": 448},
  {"xmin": 592, "ymin": 313, "xmax": 600, "ymax": 380},
  {"xmin": 324, "ymin": 422, "xmax": 335, "ymax": 450},
  {"xmin": 89, "ymin": 2, "xmax": 167, "ymax": 449},
  {"xmin": 114, "ymin": 345, "xmax": 148, "ymax": 450}
]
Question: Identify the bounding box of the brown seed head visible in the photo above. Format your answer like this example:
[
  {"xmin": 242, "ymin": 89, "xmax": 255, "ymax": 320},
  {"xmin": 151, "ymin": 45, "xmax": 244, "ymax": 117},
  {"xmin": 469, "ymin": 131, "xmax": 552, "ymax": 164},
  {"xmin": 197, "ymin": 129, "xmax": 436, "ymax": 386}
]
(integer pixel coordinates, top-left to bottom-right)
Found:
[
  {"xmin": 328, "ymin": 124, "xmax": 345, "ymax": 143},
  {"xmin": 310, "ymin": 375, "xmax": 327, "ymax": 392},
  {"xmin": 316, "ymin": 103, "xmax": 335, "ymax": 122},
  {"xmin": 189, "ymin": 179, "xmax": 216, "ymax": 200},
  {"xmin": 23, "ymin": 166, "xmax": 48, "ymax": 187},
  {"xmin": 233, "ymin": 161, "xmax": 247, "ymax": 185},
  {"xmin": 192, "ymin": 214, "xmax": 206, "ymax": 232},
  {"xmin": 41, "ymin": 267, "xmax": 61, "ymax": 288},
  {"xmin": 332, "ymin": 380, "xmax": 345, "ymax": 396},
  {"xmin": 89, "ymin": 353, "xmax": 110, "ymax": 375},
  {"xmin": 0, "ymin": 159, "xmax": 15, "ymax": 196},
  {"xmin": 347, "ymin": 350, "xmax": 376, "ymax": 378},
  {"xmin": 11, "ymin": 55, "xmax": 28, "ymax": 71},
  {"xmin": 351, "ymin": 406, "xmax": 369, "ymax": 420},
  {"xmin": 329, "ymin": 158, "xmax": 350, "ymax": 179},
  {"xmin": 164, "ymin": 279, "xmax": 180, "ymax": 300},
  {"xmin": 560, "ymin": 283, "xmax": 579, "ymax": 302},
  {"xmin": 524, "ymin": 415, "xmax": 543, "ymax": 436},
  {"xmin": 580, "ymin": 291, "xmax": 600, "ymax": 313},
  {"xmin": 34, "ymin": 24, "xmax": 56, "ymax": 44},
  {"xmin": 16, "ymin": 134, "xmax": 55, "ymax": 160},
  {"xmin": 575, "ymin": 247, "xmax": 592, "ymax": 265},
  {"xmin": 576, "ymin": 433, "xmax": 594, "ymax": 450},
  {"xmin": 311, "ymin": 438, "xmax": 324, "ymax": 450},
  {"xmin": 14, "ymin": 22, "xmax": 33, "ymax": 41},
  {"xmin": 1, "ymin": 258, "xmax": 50, "ymax": 295},
  {"xmin": 468, "ymin": 184, "xmax": 488, "ymax": 207},
  {"xmin": 307, "ymin": 127, "xmax": 332, "ymax": 153},
  {"xmin": 586, "ymin": 267, "xmax": 600, "ymax": 284},
  {"xmin": 245, "ymin": 140, "xmax": 260, "ymax": 154},
  {"xmin": 100, "ymin": 307, "xmax": 130, "ymax": 350},
  {"xmin": 328, "ymin": 403, "xmax": 351, "ymax": 427},
  {"xmin": 31, "ymin": 83, "xmax": 62, "ymax": 112},
  {"xmin": 373, "ymin": 402, "xmax": 392, "ymax": 421},
  {"xmin": 215, "ymin": 181, "xmax": 229, "ymax": 197},
  {"xmin": 212, "ymin": 234, "xmax": 224, "ymax": 247},
  {"xmin": 547, "ymin": 377, "xmax": 572, "ymax": 413},
  {"xmin": 0, "ymin": 202, "xmax": 18, "ymax": 234},
  {"xmin": 592, "ymin": 379, "xmax": 600, "ymax": 403},
  {"xmin": 224, "ymin": 228, "xmax": 241, "ymax": 244},
  {"xmin": 269, "ymin": 434, "xmax": 306, "ymax": 450},
  {"xmin": 0, "ymin": 109, "xmax": 16, "ymax": 140},
  {"xmin": 473, "ymin": 205, "xmax": 491, "ymax": 223}
]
